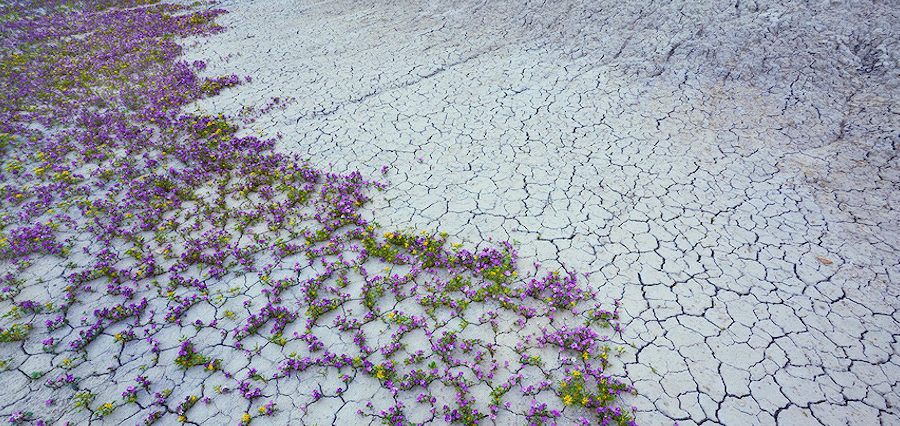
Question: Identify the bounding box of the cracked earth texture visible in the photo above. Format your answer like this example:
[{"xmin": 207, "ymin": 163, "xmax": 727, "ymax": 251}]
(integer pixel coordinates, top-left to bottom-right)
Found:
[
  {"xmin": 3, "ymin": 2, "xmax": 631, "ymax": 425},
  {"xmin": 180, "ymin": 0, "xmax": 900, "ymax": 424},
  {"xmin": 1, "ymin": 0, "xmax": 898, "ymax": 425}
]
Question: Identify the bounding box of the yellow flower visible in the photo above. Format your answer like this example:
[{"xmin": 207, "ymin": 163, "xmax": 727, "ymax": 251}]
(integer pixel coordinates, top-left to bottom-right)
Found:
[
  {"xmin": 242, "ymin": 413, "xmax": 251, "ymax": 423},
  {"xmin": 563, "ymin": 395, "xmax": 573, "ymax": 405},
  {"xmin": 582, "ymin": 397, "xmax": 588, "ymax": 405}
]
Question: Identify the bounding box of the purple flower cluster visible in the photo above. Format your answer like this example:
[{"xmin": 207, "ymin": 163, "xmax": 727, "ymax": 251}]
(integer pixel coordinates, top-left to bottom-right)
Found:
[
  {"xmin": 233, "ymin": 303, "xmax": 298, "ymax": 340},
  {"xmin": 0, "ymin": 223, "xmax": 63, "ymax": 259},
  {"xmin": 45, "ymin": 374, "xmax": 77, "ymax": 390},
  {"xmin": 174, "ymin": 339, "xmax": 218, "ymax": 370}
]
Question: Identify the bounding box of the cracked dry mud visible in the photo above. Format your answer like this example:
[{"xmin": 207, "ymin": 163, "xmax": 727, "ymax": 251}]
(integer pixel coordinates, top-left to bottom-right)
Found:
[
  {"xmin": 1, "ymin": 0, "xmax": 898, "ymax": 425},
  {"xmin": 179, "ymin": 0, "xmax": 899, "ymax": 424}
]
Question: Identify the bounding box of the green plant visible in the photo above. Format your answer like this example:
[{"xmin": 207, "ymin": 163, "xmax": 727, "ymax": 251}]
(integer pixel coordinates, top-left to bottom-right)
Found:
[
  {"xmin": 96, "ymin": 401, "xmax": 116, "ymax": 418},
  {"xmin": 73, "ymin": 391, "xmax": 96, "ymax": 412},
  {"xmin": 0, "ymin": 323, "xmax": 32, "ymax": 342}
]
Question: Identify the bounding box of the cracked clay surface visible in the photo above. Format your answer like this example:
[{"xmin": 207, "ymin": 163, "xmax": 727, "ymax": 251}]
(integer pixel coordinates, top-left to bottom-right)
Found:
[
  {"xmin": 1, "ymin": 0, "xmax": 897, "ymax": 425},
  {"xmin": 180, "ymin": 0, "xmax": 900, "ymax": 423}
]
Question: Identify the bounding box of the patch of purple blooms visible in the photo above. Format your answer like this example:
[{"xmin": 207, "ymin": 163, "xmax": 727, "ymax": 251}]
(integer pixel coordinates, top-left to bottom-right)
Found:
[{"xmin": 0, "ymin": 1, "xmax": 637, "ymax": 425}]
